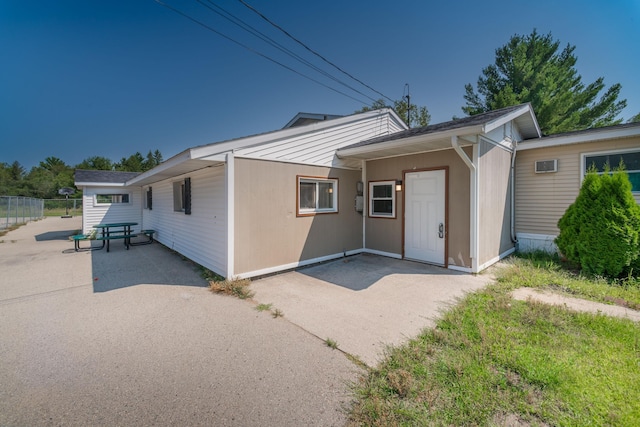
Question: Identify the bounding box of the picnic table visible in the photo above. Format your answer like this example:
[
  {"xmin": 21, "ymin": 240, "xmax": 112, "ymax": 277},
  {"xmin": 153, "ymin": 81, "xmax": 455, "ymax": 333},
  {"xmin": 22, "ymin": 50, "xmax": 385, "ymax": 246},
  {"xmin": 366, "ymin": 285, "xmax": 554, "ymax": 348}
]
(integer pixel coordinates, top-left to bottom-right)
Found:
[{"xmin": 93, "ymin": 222, "xmax": 137, "ymax": 252}]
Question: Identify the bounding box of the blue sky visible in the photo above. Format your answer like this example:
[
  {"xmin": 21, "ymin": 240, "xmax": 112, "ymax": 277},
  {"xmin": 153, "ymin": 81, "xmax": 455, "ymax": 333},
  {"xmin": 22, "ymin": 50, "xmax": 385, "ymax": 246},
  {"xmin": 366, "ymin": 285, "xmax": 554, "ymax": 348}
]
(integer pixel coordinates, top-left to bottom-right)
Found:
[{"xmin": 2, "ymin": 0, "xmax": 639, "ymax": 169}]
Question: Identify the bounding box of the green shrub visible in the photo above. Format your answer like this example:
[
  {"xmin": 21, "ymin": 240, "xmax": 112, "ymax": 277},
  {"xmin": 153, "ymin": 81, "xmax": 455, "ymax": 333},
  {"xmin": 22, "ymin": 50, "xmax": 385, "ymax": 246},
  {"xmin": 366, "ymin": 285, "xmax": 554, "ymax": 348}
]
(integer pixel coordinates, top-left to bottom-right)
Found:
[{"xmin": 556, "ymin": 166, "xmax": 640, "ymax": 278}]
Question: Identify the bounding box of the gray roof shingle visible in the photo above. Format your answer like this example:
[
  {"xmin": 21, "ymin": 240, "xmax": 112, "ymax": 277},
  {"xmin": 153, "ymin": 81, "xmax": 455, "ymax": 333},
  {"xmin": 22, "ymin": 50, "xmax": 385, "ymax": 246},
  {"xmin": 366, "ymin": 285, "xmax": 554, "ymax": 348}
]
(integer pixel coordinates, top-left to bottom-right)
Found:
[
  {"xmin": 341, "ymin": 104, "xmax": 527, "ymax": 150},
  {"xmin": 75, "ymin": 169, "xmax": 140, "ymax": 184}
]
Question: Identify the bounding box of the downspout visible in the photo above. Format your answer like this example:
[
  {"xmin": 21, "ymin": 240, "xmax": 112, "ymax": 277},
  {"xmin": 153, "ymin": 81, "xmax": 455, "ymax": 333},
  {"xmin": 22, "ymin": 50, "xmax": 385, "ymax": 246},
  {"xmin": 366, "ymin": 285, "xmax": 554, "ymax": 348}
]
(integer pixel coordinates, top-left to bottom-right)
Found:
[
  {"xmin": 451, "ymin": 135, "xmax": 479, "ymax": 273},
  {"xmin": 510, "ymin": 140, "xmax": 518, "ymax": 243},
  {"xmin": 362, "ymin": 160, "xmax": 367, "ymax": 251}
]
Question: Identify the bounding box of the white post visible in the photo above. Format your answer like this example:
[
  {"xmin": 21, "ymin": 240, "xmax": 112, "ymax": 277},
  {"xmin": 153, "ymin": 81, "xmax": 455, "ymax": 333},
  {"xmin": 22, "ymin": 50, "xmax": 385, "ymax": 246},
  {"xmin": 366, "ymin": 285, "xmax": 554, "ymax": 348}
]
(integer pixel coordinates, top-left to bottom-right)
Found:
[{"xmin": 225, "ymin": 152, "xmax": 235, "ymax": 278}]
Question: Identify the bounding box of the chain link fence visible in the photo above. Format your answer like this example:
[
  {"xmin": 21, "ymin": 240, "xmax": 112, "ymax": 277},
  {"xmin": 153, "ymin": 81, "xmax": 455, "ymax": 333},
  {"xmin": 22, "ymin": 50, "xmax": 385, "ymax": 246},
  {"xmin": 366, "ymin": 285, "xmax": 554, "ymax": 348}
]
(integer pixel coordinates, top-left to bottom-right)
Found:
[
  {"xmin": 0, "ymin": 196, "xmax": 45, "ymax": 230},
  {"xmin": 43, "ymin": 198, "xmax": 82, "ymax": 217}
]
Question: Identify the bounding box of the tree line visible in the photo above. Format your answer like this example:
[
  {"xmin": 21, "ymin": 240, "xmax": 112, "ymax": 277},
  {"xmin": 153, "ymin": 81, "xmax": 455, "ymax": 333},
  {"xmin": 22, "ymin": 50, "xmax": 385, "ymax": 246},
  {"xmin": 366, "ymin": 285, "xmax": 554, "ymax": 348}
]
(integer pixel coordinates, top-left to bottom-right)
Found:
[
  {"xmin": 0, "ymin": 150, "xmax": 163, "ymax": 199},
  {"xmin": 361, "ymin": 29, "xmax": 639, "ymax": 134}
]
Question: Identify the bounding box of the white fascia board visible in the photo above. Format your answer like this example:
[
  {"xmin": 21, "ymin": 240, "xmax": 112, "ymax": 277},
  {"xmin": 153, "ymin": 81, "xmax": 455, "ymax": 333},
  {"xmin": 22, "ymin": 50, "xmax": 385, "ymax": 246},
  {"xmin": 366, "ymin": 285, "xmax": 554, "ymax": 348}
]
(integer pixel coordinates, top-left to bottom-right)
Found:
[
  {"xmin": 125, "ymin": 149, "xmax": 193, "ymax": 185},
  {"xmin": 518, "ymin": 125, "xmax": 640, "ymax": 151},
  {"xmin": 190, "ymin": 109, "xmax": 401, "ymax": 160},
  {"xmin": 483, "ymin": 104, "xmax": 541, "ymax": 138},
  {"xmin": 232, "ymin": 153, "xmax": 361, "ymax": 170},
  {"xmin": 74, "ymin": 182, "xmax": 129, "ymax": 187},
  {"xmin": 337, "ymin": 125, "xmax": 483, "ymax": 158}
]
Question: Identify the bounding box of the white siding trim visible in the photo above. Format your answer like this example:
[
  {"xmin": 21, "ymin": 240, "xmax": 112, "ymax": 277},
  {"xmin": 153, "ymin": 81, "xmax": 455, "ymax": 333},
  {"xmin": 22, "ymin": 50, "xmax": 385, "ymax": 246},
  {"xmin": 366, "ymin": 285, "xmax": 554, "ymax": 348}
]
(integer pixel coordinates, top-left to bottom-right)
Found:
[
  {"xmin": 226, "ymin": 152, "xmax": 234, "ymax": 278},
  {"xmin": 236, "ymin": 249, "xmax": 364, "ymax": 279},
  {"xmin": 362, "ymin": 248, "xmax": 402, "ymax": 259},
  {"xmin": 477, "ymin": 247, "xmax": 516, "ymax": 271},
  {"xmin": 517, "ymin": 233, "xmax": 558, "ymax": 253},
  {"xmin": 448, "ymin": 265, "xmax": 473, "ymax": 273}
]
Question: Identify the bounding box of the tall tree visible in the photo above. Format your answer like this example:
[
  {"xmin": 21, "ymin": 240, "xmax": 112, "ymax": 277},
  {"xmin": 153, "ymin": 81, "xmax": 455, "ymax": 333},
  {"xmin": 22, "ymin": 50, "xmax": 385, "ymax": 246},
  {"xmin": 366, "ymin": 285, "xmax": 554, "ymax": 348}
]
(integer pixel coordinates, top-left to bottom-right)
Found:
[
  {"xmin": 357, "ymin": 98, "xmax": 430, "ymax": 128},
  {"xmin": 462, "ymin": 30, "xmax": 628, "ymax": 135},
  {"xmin": 76, "ymin": 156, "xmax": 114, "ymax": 170},
  {"xmin": 115, "ymin": 152, "xmax": 145, "ymax": 172}
]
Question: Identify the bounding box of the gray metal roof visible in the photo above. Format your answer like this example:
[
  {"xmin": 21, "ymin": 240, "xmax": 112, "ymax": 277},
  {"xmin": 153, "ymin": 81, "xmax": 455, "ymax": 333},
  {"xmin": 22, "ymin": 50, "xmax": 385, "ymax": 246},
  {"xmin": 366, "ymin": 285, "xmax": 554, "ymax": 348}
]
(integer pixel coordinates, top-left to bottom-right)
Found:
[
  {"xmin": 75, "ymin": 169, "xmax": 140, "ymax": 184},
  {"xmin": 342, "ymin": 104, "xmax": 530, "ymax": 150}
]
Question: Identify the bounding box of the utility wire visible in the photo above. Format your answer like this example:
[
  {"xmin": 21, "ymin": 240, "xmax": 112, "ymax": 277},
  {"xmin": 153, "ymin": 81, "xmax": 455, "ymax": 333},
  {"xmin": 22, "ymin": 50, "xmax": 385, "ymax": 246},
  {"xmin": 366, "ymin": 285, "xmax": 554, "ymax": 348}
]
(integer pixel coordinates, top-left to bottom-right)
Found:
[
  {"xmin": 198, "ymin": 0, "xmax": 379, "ymax": 103},
  {"xmin": 155, "ymin": 0, "xmax": 370, "ymax": 105},
  {"xmin": 237, "ymin": 0, "xmax": 394, "ymax": 105}
]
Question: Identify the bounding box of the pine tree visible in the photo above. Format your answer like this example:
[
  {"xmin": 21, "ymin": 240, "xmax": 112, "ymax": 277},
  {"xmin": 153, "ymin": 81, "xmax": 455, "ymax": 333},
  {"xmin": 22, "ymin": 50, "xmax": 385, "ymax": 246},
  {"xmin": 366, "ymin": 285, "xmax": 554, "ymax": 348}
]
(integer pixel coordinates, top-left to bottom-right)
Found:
[{"xmin": 463, "ymin": 30, "xmax": 628, "ymax": 135}]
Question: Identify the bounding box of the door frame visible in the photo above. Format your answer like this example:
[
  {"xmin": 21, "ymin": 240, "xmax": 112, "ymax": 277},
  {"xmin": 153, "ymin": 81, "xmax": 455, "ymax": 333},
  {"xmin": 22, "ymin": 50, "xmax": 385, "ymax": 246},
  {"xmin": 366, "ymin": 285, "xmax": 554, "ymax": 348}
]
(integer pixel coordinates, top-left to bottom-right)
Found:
[{"xmin": 401, "ymin": 166, "xmax": 449, "ymax": 267}]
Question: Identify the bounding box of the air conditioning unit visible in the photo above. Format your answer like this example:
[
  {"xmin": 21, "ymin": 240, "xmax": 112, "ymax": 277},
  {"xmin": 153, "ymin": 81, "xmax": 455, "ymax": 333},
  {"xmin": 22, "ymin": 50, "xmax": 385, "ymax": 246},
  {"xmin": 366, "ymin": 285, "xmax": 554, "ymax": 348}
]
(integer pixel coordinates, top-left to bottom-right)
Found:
[{"xmin": 535, "ymin": 159, "xmax": 558, "ymax": 173}]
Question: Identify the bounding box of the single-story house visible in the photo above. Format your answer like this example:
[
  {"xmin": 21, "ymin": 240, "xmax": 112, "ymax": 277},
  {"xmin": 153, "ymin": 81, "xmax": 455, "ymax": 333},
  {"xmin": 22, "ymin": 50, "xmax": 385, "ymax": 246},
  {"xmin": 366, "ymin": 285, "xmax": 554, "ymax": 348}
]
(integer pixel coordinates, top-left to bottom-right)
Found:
[
  {"xmin": 75, "ymin": 104, "xmax": 640, "ymax": 278},
  {"xmin": 514, "ymin": 122, "xmax": 640, "ymax": 252}
]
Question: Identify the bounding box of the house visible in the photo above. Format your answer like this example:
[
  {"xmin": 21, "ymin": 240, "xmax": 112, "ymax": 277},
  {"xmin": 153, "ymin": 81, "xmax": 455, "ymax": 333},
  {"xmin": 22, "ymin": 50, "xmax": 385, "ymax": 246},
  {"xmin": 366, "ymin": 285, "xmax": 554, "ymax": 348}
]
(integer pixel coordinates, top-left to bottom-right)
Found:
[
  {"xmin": 75, "ymin": 108, "xmax": 407, "ymax": 277},
  {"xmin": 514, "ymin": 122, "xmax": 640, "ymax": 252},
  {"xmin": 75, "ymin": 103, "xmax": 639, "ymax": 279}
]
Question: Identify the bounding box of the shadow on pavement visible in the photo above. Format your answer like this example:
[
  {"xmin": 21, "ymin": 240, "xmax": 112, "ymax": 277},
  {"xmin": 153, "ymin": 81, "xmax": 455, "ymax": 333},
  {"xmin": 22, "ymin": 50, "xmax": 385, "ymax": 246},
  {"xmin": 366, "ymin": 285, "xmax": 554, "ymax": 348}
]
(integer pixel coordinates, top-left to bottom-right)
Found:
[
  {"xmin": 35, "ymin": 229, "xmax": 78, "ymax": 242},
  {"xmin": 297, "ymin": 253, "xmax": 467, "ymax": 291},
  {"xmin": 90, "ymin": 242, "xmax": 209, "ymax": 292}
]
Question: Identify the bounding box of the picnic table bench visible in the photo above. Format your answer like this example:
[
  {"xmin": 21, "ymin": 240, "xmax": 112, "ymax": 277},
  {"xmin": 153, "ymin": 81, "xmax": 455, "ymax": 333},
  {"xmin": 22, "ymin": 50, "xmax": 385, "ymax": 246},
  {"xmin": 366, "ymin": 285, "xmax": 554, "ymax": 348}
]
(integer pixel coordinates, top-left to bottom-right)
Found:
[{"xmin": 72, "ymin": 225, "xmax": 155, "ymax": 252}]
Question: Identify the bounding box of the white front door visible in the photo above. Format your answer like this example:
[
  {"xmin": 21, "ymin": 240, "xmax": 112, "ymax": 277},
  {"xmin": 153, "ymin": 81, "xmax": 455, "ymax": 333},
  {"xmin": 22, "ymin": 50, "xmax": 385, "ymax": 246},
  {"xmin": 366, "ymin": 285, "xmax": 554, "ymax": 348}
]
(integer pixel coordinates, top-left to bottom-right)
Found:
[{"xmin": 404, "ymin": 169, "xmax": 446, "ymax": 265}]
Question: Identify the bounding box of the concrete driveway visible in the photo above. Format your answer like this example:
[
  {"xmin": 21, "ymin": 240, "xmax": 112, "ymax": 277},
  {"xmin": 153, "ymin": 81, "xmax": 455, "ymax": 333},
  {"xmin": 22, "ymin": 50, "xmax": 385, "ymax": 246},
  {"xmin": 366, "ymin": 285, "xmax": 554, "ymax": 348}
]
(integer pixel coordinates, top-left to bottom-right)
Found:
[
  {"xmin": 251, "ymin": 254, "xmax": 493, "ymax": 366},
  {"xmin": 0, "ymin": 218, "xmax": 357, "ymax": 426},
  {"xmin": 1, "ymin": 217, "xmax": 493, "ymax": 425}
]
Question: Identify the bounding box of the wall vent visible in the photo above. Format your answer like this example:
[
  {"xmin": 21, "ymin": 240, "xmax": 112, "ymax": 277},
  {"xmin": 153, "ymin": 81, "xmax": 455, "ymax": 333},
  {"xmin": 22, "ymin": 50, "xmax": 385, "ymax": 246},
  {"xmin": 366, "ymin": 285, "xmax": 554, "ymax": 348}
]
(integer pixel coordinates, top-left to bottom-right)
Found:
[{"xmin": 535, "ymin": 159, "xmax": 558, "ymax": 173}]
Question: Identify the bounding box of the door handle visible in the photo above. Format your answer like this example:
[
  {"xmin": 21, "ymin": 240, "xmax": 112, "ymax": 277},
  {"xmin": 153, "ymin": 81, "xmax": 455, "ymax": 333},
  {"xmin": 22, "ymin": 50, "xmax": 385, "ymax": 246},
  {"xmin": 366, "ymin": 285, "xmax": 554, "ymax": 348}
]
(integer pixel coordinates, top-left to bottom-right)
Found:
[{"xmin": 438, "ymin": 223, "xmax": 444, "ymax": 238}]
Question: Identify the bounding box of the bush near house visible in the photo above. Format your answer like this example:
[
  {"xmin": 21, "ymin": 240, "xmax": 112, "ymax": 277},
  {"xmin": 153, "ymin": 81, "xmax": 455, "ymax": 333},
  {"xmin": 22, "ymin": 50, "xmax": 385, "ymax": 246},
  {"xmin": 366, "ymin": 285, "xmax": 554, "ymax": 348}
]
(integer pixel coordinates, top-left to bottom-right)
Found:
[{"xmin": 555, "ymin": 166, "xmax": 640, "ymax": 278}]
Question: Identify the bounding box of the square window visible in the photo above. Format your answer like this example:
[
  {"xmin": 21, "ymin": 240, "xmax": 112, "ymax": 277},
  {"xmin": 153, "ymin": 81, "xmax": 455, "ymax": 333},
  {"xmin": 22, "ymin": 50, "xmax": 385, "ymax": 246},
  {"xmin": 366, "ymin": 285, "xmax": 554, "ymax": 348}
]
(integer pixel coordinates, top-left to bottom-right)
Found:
[
  {"xmin": 297, "ymin": 177, "xmax": 338, "ymax": 215},
  {"xmin": 369, "ymin": 181, "xmax": 396, "ymax": 218}
]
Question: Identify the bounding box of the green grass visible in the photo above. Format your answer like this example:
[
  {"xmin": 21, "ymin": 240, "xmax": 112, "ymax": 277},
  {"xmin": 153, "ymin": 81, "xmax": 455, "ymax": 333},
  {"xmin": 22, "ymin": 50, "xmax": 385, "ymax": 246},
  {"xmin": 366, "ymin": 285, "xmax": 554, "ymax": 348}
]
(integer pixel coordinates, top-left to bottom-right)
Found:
[
  {"xmin": 255, "ymin": 303, "xmax": 273, "ymax": 312},
  {"xmin": 348, "ymin": 254, "xmax": 640, "ymax": 426},
  {"xmin": 325, "ymin": 338, "xmax": 339, "ymax": 349}
]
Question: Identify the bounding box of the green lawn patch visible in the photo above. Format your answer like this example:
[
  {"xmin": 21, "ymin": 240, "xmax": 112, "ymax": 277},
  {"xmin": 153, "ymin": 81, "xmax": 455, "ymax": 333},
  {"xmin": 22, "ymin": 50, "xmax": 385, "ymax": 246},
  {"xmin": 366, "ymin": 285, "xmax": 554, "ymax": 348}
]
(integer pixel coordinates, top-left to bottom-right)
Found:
[{"xmin": 348, "ymin": 255, "xmax": 640, "ymax": 426}]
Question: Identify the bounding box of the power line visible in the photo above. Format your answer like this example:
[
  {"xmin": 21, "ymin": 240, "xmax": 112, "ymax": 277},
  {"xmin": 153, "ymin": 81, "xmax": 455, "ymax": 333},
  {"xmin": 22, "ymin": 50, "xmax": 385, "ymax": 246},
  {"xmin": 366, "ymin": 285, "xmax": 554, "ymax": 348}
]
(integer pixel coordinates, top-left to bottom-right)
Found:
[
  {"xmin": 155, "ymin": 0, "xmax": 370, "ymax": 105},
  {"xmin": 236, "ymin": 0, "xmax": 394, "ymax": 104},
  {"xmin": 197, "ymin": 0, "xmax": 379, "ymax": 103}
]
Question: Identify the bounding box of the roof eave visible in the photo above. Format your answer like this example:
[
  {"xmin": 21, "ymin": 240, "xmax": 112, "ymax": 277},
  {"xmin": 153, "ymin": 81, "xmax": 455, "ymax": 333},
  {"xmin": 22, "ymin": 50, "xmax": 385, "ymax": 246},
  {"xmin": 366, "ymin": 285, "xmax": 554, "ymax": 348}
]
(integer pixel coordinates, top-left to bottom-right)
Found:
[{"xmin": 337, "ymin": 124, "xmax": 483, "ymax": 159}]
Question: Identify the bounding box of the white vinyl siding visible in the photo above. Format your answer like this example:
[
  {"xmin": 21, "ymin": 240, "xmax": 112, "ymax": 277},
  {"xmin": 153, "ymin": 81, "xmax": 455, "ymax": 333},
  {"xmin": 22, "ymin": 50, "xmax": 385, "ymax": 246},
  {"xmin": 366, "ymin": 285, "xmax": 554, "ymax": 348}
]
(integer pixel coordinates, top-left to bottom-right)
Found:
[
  {"xmin": 515, "ymin": 137, "xmax": 640, "ymax": 237},
  {"xmin": 142, "ymin": 166, "xmax": 227, "ymax": 276},
  {"xmin": 236, "ymin": 113, "xmax": 405, "ymax": 169},
  {"xmin": 81, "ymin": 186, "xmax": 141, "ymax": 233}
]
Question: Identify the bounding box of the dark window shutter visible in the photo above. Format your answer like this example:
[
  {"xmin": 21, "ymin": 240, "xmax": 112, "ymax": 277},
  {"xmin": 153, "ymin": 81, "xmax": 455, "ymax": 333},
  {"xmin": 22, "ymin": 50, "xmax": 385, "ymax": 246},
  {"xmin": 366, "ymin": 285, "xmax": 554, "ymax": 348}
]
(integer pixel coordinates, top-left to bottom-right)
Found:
[
  {"xmin": 147, "ymin": 187, "xmax": 153, "ymax": 210},
  {"xmin": 184, "ymin": 178, "xmax": 191, "ymax": 215}
]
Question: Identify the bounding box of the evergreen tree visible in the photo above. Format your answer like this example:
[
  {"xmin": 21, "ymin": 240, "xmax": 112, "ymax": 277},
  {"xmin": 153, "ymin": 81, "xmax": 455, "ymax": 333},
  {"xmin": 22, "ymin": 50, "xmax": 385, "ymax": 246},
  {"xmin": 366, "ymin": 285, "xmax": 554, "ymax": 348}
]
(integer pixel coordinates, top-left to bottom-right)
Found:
[
  {"xmin": 463, "ymin": 30, "xmax": 628, "ymax": 134},
  {"xmin": 556, "ymin": 165, "xmax": 640, "ymax": 277},
  {"xmin": 356, "ymin": 98, "xmax": 430, "ymax": 128}
]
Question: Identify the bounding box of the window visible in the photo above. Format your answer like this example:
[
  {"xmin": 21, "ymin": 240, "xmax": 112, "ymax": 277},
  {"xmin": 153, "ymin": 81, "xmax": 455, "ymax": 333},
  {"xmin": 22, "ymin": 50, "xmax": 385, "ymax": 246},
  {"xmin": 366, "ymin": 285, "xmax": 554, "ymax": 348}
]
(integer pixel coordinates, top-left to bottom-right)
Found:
[
  {"xmin": 297, "ymin": 176, "xmax": 338, "ymax": 215},
  {"xmin": 173, "ymin": 181, "xmax": 184, "ymax": 212},
  {"xmin": 173, "ymin": 178, "xmax": 192, "ymax": 214},
  {"xmin": 369, "ymin": 181, "xmax": 396, "ymax": 218},
  {"xmin": 145, "ymin": 187, "xmax": 152, "ymax": 210},
  {"xmin": 583, "ymin": 149, "xmax": 640, "ymax": 193},
  {"xmin": 95, "ymin": 193, "xmax": 130, "ymax": 205}
]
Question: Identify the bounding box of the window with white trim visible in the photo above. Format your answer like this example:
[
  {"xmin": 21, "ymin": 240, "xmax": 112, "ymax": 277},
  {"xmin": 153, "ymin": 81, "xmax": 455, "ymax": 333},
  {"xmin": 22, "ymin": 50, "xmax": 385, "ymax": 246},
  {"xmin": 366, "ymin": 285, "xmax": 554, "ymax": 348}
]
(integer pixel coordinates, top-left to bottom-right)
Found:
[
  {"xmin": 583, "ymin": 149, "xmax": 640, "ymax": 193},
  {"xmin": 173, "ymin": 181, "xmax": 185, "ymax": 212},
  {"xmin": 94, "ymin": 193, "xmax": 130, "ymax": 205},
  {"xmin": 369, "ymin": 181, "xmax": 396, "ymax": 218},
  {"xmin": 297, "ymin": 176, "xmax": 338, "ymax": 215}
]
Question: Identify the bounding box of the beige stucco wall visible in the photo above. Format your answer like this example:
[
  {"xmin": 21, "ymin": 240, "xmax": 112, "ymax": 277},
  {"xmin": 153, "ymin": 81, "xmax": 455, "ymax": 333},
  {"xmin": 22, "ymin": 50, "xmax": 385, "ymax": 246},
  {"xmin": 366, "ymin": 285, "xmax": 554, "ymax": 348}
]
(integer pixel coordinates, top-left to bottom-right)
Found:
[
  {"xmin": 478, "ymin": 140, "xmax": 515, "ymax": 266},
  {"xmin": 233, "ymin": 158, "xmax": 363, "ymax": 276},
  {"xmin": 515, "ymin": 136, "xmax": 640, "ymax": 236},
  {"xmin": 365, "ymin": 148, "xmax": 472, "ymax": 269}
]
